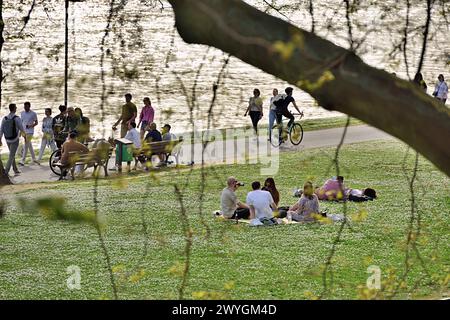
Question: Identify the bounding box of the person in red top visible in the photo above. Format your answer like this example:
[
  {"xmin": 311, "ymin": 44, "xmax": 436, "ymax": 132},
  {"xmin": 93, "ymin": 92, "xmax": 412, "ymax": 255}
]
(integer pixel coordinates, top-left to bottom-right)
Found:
[{"xmin": 137, "ymin": 97, "xmax": 155, "ymax": 140}]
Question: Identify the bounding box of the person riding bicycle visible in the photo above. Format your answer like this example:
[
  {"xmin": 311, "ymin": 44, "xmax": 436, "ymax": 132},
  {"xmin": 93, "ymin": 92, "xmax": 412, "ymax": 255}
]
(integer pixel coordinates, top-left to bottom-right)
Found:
[{"xmin": 274, "ymin": 87, "xmax": 303, "ymax": 142}]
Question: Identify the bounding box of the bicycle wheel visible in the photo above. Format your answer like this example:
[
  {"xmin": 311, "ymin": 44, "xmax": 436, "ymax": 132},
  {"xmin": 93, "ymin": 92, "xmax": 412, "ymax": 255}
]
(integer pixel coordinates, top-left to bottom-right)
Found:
[
  {"xmin": 289, "ymin": 123, "xmax": 304, "ymax": 146},
  {"xmin": 270, "ymin": 124, "xmax": 282, "ymax": 147},
  {"xmin": 49, "ymin": 149, "xmax": 62, "ymax": 176}
]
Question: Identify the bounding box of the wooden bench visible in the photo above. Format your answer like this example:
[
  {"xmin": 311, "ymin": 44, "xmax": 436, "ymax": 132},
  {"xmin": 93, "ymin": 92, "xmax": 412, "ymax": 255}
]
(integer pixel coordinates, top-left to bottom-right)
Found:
[
  {"xmin": 56, "ymin": 140, "xmax": 113, "ymax": 180},
  {"xmin": 136, "ymin": 138, "xmax": 183, "ymax": 167}
]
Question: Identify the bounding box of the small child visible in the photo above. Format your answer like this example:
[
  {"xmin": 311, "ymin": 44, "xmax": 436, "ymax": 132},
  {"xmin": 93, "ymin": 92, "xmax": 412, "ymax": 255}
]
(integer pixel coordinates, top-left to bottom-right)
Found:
[{"xmin": 37, "ymin": 108, "xmax": 57, "ymax": 161}]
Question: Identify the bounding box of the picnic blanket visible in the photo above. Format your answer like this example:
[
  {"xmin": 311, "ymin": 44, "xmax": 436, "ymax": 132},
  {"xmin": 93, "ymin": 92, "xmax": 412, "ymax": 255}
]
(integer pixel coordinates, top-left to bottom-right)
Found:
[
  {"xmin": 213, "ymin": 211, "xmax": 347, "ymax": 226},
  {"xmin": 213, "ymin": 212, "xmax": 299, "ymax": 226}
]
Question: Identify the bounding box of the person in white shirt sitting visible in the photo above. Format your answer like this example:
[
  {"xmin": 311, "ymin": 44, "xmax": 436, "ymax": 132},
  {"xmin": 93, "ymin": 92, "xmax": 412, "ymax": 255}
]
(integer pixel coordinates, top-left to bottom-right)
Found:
[
  {"xmin": 162, "ymin": 124, "xmax": 176, "ymax": 141},
  {"xmin": 246, "ymin": 181, "xmax": 278, "ymax": 225},
  {"xmin": 124, "ymin": 122, "xmax": 141, "ymax": 172}
]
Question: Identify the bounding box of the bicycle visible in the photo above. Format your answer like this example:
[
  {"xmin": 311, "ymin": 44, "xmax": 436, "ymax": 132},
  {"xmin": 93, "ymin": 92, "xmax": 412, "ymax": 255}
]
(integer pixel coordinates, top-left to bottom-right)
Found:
[
  {"xmin": 49, "ymin": 131, "xmax": 69, "ymax": 176},
  {"xmin": 48, "ymin": 131, "xmax": 95, "ymax": 176},
  {"xmin": 270, "ymin": 113, "xmax": 304, "ymax": 147}
]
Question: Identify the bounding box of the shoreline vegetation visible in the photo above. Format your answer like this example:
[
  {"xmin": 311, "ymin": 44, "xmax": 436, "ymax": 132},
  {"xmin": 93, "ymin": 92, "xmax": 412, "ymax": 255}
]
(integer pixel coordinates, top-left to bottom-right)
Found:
[{"xmin": 1, "ymin": 140, "xmax": 448, "ymax": 299}]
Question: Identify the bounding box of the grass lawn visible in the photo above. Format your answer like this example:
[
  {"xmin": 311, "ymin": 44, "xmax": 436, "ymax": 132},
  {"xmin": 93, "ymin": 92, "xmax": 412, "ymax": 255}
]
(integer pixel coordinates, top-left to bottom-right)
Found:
[{"xmin": 0, "ymin": 140, "xmax": 448, "ymax": 300}]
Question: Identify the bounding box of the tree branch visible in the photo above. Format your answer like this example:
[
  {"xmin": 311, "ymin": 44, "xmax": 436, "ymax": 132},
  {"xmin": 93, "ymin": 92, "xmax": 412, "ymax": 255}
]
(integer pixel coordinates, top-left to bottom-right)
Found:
[{"xmin": 167, "ymin": 0, "xmax": 450, "ymax": 177}]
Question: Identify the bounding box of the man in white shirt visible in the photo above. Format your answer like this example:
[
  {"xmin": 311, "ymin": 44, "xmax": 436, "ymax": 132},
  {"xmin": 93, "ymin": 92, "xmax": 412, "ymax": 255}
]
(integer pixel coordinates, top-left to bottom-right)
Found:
[
  {"xmin": 124, "ymin": 122, "xmax": 141, "ymax": 149},
  {"xmin": 246, "ymin": 181, "xmax": 278, "ymax": 221},
  {"xmin": 220, "ymin": 176, "xmax": 250, "ymax": 219},
  {"xmin": 124, "ymin": 122, "xmax": 141, "ymax": 172},
  {"xmin": 433, "ymin": 74, "xmax": 448, "ymax": 104},
  {"xmin": 0, "ymin": 104, "xmax": 26, "ymax": 176},
  {"xmin": 19, "ymin": 101, "xmax": 39, "ymax": 166},
  {"xmin": 162, "ymin": 124, "xmax": 177, "ymax": 141}
]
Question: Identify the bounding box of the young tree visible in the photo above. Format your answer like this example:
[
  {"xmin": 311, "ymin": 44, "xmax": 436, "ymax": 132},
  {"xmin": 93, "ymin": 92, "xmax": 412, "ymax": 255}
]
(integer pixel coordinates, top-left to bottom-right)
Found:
[{"xmin": 0, "ymin": 0, "xmax": 12, "ymax": 185}]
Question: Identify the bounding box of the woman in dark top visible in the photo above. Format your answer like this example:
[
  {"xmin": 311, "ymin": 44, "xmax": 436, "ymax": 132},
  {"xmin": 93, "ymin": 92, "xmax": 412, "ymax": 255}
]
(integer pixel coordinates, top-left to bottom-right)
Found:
[
  {"xmin": 262, "ymin": 177, "xmax": 280, "ymax": 206},
  {"xmin": 413, "ymin": 72, "xmax": 427, "ymax": 92}
]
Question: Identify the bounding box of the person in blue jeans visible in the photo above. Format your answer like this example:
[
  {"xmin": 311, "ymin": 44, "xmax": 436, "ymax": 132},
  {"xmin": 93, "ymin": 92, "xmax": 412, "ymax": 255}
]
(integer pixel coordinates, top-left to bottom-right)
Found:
[
  {"xmin": 0, "ymin": 104, "xmax": 26, "ymax": 177},
  {"xmin": 268, "ymin": 88, "xmax": 281, "ymax": 141}
]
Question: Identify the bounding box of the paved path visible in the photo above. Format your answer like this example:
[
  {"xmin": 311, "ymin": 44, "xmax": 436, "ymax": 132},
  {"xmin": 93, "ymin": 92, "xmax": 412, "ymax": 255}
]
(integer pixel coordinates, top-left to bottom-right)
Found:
[{"xmin": 7, "ymin": 125, "xmax": 393, "ymax": 185}]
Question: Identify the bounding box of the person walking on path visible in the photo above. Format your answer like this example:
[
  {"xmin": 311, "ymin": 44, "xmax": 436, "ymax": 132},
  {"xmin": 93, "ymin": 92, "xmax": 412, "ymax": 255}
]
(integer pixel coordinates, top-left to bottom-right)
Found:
[
  {"xmin": 0, "ymin": 104, "xmax": 26, "ymax": 176},
  {"xmin": 37, "ymin": 108, "xmax": 57, "ymax": 161},
  {"xmin": 244, "ymin": 88, "xmax": 263, "ymax": 135},
  {"xmin": 137, "ymin": 97, "xmax": 155, "ymax": 140},
  {"xmin": 268, "ymin": 88, "xmax": 281, "ymax": 141},
  {"xmin": 19, "ymin": 101, "xmax": 39, "ymax": 166},
  {"xmin": 113, "ymin": 93, "xmax": 138, "ymax": 138},
  {"xmin": 433, "ymin": 74, "xmax": 448, "ymax": 104}
]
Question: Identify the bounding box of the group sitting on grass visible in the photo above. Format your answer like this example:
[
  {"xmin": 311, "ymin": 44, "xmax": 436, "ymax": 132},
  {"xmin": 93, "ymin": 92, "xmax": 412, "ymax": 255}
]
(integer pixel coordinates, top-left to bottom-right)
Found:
[{"xmin": 218, "ymin": 175, "xmax": 377, "ymax": 226}]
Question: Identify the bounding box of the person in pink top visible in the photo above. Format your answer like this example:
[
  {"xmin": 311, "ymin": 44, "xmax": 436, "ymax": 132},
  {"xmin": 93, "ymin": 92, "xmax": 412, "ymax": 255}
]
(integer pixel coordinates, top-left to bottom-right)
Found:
[
  {"xmin": 314, "ymin": 176, "xmax": 349, "ymax": 201},
  {"xmin": 137, "ymin": 97, "xmax": 155, "ymax": 139}
]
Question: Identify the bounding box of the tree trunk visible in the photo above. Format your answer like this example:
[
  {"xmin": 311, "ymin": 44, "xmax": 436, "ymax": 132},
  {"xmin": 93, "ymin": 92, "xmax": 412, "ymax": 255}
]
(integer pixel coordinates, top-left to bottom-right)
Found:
[
  {"xmin": 0, "ymin": 0, "xmax": 12, "ymax": 185},
  {"xmin": 168, "ymin": 0, "xmax": 450, "ymax": 177}
]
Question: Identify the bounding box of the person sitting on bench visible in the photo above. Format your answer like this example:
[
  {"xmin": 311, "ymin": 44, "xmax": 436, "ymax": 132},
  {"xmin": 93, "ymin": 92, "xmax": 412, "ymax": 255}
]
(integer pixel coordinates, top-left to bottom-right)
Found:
[
  {"xmin": 144, "ymin": 122, "xmax": 162, "ymax": 143},
  {"xmin": 162, "ymin": 124, "xmax": 176, "ymax": 141},
  {"xmin": 220, "ymin": 176, "xmax": 250, "ymax": 220},
  {"xmin": 59, "ymin": 131, "xmax": 89, "ymax": 179},
  {"xmin": 139, "ymin": 122, "xmax": 164, "ymax": 167},
  {"xmin": 124, "ymin": 122, "xmax": 141, "ymax": 172}
]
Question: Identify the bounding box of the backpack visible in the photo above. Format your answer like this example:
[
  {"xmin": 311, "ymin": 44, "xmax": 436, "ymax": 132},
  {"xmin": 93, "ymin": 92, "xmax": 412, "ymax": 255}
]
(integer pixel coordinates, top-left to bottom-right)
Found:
[{"xmin": 3, "ymin": 115, "xmax": 18, "ymax": 140}]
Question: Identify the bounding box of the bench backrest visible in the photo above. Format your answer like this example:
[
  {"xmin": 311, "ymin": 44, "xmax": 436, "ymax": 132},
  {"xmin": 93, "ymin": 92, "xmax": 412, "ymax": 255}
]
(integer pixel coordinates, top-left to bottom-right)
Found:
[
  {"xmin": 146, "ymin": 138, "xmax": 182, "ymax": 154},
  {"xmin": 68, "ymin": 140, "xmax": 113, "ymax": 164}
]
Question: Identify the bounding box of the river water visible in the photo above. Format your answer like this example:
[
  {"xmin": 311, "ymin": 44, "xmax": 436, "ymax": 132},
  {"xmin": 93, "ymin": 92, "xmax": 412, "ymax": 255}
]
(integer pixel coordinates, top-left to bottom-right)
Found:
[{"xmin": 1, "ymin": 0, "xmax": 448, "ymax": 140}]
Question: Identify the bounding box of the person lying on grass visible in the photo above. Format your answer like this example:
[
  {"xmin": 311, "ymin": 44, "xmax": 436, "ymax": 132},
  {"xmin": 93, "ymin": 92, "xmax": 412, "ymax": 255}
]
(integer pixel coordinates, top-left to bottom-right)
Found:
[
  {"xmin": 314, "ymin": 176, "xmax": 377, "ymax": 202},
  {"xmin": 246, "ymin": 181, "xmax": 278, "ymax": 226},
  {"xmin": 220, "ymin": 176, "xmax": 250, "ymax": 219},
  {"xmin": 346, "ymin": 187, "xmax": 377, "ymax": 202},
  {"xmin": 314, "ymin": 175, "xmax": 348, "ymax": 201},
  {"xmin": 288, "ymin": 181, "xmax": 320, "ymax": 222}
]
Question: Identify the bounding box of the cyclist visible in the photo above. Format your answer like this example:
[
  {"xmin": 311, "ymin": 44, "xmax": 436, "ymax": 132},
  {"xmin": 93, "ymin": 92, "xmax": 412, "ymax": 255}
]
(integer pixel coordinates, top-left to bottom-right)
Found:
[{"xmin": 275, "ymin": 87, "xmax": 303, "ymax": 134}]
